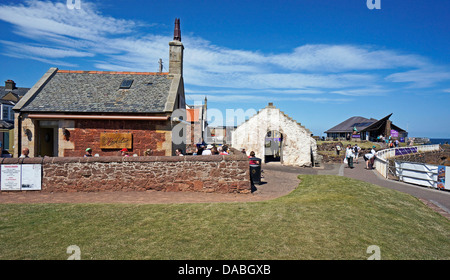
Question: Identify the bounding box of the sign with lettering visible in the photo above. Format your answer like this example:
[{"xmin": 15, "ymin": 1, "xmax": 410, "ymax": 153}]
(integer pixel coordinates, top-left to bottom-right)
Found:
[
  {"xmin": 395, "ymin": 147, "xmax": 418, "ymax": 156},
  {"xmin": 1, "ymin": 165, "xmax": 21, "ymax": 191},
  {"xmin": 21, "ymin": 164, "xmax": 42, "ymax": 191},
  {"xmin": 100, "ymin": 133, "xmax": 132, "ymax": 149}
]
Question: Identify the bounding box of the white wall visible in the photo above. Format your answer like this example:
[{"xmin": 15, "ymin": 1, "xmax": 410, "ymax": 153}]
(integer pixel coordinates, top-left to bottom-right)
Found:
[{"xmin": 232, "ymin": 106, "xmax": 317, "ymax": 167}]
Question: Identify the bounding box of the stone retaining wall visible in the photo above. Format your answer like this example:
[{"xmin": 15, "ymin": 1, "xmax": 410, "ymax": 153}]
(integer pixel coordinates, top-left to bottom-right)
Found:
[{"xmin": 0, "ymin": 154, "xmax": 251, "ymax": 193}]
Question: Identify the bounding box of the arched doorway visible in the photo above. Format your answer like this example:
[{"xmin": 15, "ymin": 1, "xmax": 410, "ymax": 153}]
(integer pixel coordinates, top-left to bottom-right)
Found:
[{"xmin": 264, "ymin": 130, "xmax": 283, "ymax": 163}]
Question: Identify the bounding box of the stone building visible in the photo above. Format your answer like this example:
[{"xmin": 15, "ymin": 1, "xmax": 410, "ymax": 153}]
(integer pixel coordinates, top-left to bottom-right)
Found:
[
  {"xmin": 0, "ymin": 80, "xmax": 29, "ymax": 154},
  {"xmin": 13, "ymin": 19, "xmax": 186, "ymax": 158},
  {"xmin": 232, "ymin": 103, "xmax": 319, "ymax": 167},
  {"xmin": 185, "ymin": 97, "xmax": 208, "ymax": 154}
]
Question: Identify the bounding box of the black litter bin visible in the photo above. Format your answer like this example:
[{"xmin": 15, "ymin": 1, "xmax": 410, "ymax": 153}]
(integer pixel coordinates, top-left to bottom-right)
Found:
[{"xmin": 249, "ymin": 157, "xmax": 262, "ymax": 185}]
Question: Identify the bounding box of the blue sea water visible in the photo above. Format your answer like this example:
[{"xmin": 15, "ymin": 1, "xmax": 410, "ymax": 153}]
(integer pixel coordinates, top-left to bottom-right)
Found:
[{"xmin": 429, "ymin": 138, "xmax": 450, "ymax": 145}]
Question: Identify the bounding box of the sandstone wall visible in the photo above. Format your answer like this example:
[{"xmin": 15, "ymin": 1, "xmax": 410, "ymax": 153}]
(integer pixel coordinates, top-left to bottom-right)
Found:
[
  {"xmin": 64, "ymin": 119, "xmax": 172, "ymax": 157},
  {"xmin": 0, "ymin": 154, "xmax": 251, "ymax": 193}
]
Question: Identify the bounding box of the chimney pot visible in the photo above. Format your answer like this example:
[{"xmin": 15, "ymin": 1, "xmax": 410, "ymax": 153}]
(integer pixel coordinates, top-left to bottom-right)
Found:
[{"xmin": 5, "ymin": 80, "xmax": 16, "ymax": 90}]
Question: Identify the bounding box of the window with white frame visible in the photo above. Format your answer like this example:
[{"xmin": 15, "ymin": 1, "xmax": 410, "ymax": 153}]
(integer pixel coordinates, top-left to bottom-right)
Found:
[{"xmin": 1, "ymin": 105, "xmax": 13, "ymax": 121}]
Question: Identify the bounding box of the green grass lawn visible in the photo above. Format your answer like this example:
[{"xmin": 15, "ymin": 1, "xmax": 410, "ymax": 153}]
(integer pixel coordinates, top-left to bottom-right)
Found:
[{"xmin": 1, "ymin": 175, "xmax": 449, "ymax": 260}]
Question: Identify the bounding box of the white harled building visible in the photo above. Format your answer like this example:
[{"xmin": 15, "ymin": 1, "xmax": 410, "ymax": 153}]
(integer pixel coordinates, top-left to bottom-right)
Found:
[{"xmin": 232, "ymin": 103, "xmax": 319, "ymax": 167}]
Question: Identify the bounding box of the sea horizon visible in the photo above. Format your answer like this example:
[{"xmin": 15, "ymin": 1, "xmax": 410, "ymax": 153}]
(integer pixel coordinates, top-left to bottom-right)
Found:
[{"xmin": 429, "ymin": 138, "xmax": 450, "ymax": 145}]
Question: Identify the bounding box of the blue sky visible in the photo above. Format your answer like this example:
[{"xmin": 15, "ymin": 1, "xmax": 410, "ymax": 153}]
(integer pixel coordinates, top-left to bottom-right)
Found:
[{"xmin": 0, "ymin": 0, "xmax": 449, "ymax": 137}]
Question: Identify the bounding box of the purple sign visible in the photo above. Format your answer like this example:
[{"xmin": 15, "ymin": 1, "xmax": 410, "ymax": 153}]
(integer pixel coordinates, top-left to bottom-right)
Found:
[
  {"xmin": 391, "ymin": 130, "xmax": 399, "ymax": 138},
  {"xmin": 352, "ymin": 134, "xmax": 360, "ymax": 138},
  {"xmin": 395, "ymin": 147, "xmax": 417, "ymax": 156}
]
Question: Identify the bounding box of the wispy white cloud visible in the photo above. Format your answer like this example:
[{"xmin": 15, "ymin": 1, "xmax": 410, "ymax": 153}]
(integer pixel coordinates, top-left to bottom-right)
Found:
[
  {"xmin": 331, "ymin": 86, "xmax": 392, "ymax": 97},
  {"xmin": 0, "ymin": 0, "xmax": 448, "ymax": 104},
  {"xmin": 188, "ymin": 94, "xmax": 352, "ymax": 104},
  {"xmin": 0, "ymin": 40, "xmax": 94, "ymax": 59},
  {"xmin": 269, "ymin": 44, "xmax": 428, "ymax": 72},
  {"xmin": 0, "ymin": 0, "xmax": 138, "ymax": 41},
  {"xmin": 386, "ymin": 66, "xmax": 450, "ymax": 88}
]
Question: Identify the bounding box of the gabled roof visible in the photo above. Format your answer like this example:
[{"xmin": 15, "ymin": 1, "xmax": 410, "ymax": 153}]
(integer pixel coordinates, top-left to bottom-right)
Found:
[
  {"xmin": 362, "ymin": 113, "xmax": 392, "ymax": 131},
  {"xmin": 0, "ymin": 86, "xmax": 29, "ymax": 100},
  {"xmin": 325, "ymin": 113, "xmax": 407, "ymax": 134},
  {"xmin": 324, "ymin": 116, "xmax": 377, "ymax": 133},
  {"xmin": 14, "ymin": 68, "xmax": 180, "ymax": 114}
]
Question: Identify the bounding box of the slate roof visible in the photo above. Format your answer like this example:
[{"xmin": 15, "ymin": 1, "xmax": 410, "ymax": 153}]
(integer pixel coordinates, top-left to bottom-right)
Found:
[
  {"xmin": 325, "ymin": 114, "xmax": 406, "ymax": 134},
  {"xmin": 324, "ymin": 116, "xmax": 378, "ymax": 133},
  {"xmin": 19, "ymin": 70, "xmax": 173, "ymax": 114},
  {"xmin": 0, "ymin": 120, "xmax": 13, "ymax": 129},
  {"xmin": 0, "ymin": 86, "xmax": 29, "ymax": 100}
]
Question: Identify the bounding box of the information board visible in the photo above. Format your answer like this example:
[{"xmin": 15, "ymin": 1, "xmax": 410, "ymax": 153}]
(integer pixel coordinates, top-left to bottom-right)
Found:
[
  {"xmin": 1, "ymin": 165, "xmax": 21, "ymax": 191},
  {"xmin": 1, "ymin": 164, "xmax": 42, "ymax": 191},
  {"xmin": 21, "ymin": 164, "xmax": 42, "ymax": 191}
]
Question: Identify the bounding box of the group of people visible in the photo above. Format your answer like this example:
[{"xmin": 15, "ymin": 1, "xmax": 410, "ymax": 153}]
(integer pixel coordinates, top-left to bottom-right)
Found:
[
  {"xmin": 377, "ymin": 134, "xmax": 401, "ymax": 148},
  {"xmin": 82, "ymin": 145, "xmax": 232, "ymax": 157},
  {"xmin": 175, "ymin": 144, "xmax": 231, "ymax": 156},
  {"xmin": 84, "ymin": 148, "xmax": 130, "ymax": 157},
  {"xmin": 344, "ymin": 144, "xmax": 377, "ymax": 170}
]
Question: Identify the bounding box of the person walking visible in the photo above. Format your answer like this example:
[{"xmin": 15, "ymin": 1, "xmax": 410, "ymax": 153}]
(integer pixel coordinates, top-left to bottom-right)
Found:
[
  {"xmin": 353, "ymin": 144, "xmax": 360, "ymax": 164},
  {"xmin": 336, "ymin": 144, "xmax": 341, "ymax": 155},
  {"xmin": 345, "ymin": 144, "xmax": 354, "ymax": 169}
]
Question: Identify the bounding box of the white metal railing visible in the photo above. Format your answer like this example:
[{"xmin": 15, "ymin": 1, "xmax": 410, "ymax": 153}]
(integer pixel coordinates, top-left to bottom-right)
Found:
[
  {"xmin": 373, "ymin": 144, "xmax": 441, "ymax": 178},
  {"xmin": 394, "ymin": 161, "xmax": 439, "ymax": 189}
]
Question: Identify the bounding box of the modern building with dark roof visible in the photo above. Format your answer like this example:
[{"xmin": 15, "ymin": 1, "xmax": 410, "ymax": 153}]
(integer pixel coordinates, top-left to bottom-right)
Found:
[
  {"xmin": 324, "ymin": 113, "xmax": 407, "ymax": 141},
  {"xmin": 13, "ymin": 19, "xmax": 186, "ymax": 157}
]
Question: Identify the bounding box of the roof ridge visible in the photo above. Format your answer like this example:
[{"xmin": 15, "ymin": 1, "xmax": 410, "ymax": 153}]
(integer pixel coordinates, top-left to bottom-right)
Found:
[{"xmin": 57, "ymin": 70, "xmax": 169, "ymax": 75}]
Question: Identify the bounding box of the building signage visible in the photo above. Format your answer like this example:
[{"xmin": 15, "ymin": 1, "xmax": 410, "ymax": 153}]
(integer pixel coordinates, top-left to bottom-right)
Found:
[
  {"xmin": 100, "ymin": 133, "xmax": 132, "ymax": 149},
  {"xmin": 391, "ymin": 130, "xmax": 399, "ymax": 138}
]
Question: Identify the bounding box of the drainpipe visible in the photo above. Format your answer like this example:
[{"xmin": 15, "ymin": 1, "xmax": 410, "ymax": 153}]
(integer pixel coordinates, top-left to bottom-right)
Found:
[{"xmin": 16, "ymin": 112, "xmax": 22, "ymax": 158}]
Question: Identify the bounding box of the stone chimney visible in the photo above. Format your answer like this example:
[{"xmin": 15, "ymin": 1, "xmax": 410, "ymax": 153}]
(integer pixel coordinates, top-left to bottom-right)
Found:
[
  {"xmin": 169, "ymin": 18, "xmax": 184, "ymax": 76},
  {"xmin": 5, "ymin": 80, "xmax": 16, "ymax": 90}
]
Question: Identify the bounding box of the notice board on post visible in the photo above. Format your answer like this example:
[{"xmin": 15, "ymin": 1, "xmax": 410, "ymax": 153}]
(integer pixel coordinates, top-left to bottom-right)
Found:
[{"xmin": 0, "ymin": 164, "xmax": 42, "ymax": 191}]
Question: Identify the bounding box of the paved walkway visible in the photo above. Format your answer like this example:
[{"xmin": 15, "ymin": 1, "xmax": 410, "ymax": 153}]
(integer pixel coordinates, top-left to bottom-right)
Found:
[
  {"xmin": 0, "ymin": 166, "xmax": 300, "ymax": 205},
  {"xmin": 1, "ymin": 160, "xmax": 449, "ymax": 220}
]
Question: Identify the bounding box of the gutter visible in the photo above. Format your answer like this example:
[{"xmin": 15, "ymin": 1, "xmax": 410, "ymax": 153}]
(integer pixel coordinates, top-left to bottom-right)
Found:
[{"xmin": 27, "ymin": 114, "xmax": 170, "ymax": 121}]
